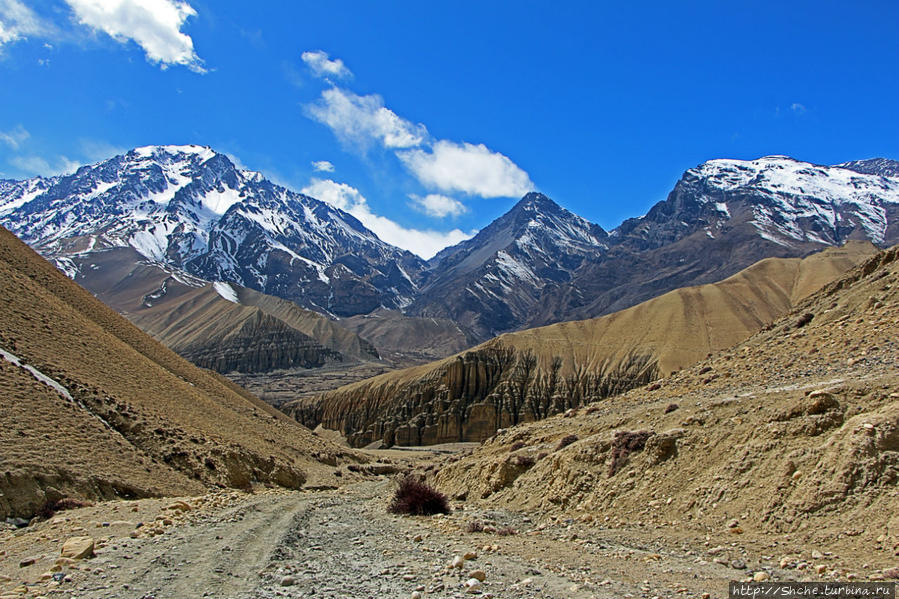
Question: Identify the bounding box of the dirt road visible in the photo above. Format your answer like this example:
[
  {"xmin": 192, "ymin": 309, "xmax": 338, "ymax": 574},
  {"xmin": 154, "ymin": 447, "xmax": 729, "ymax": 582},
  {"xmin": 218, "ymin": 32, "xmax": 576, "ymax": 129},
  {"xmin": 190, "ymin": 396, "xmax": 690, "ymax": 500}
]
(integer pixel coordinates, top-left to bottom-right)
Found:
[{"xmin": 1, "ymin": 477, "xmax": 760, "ymax": 599}]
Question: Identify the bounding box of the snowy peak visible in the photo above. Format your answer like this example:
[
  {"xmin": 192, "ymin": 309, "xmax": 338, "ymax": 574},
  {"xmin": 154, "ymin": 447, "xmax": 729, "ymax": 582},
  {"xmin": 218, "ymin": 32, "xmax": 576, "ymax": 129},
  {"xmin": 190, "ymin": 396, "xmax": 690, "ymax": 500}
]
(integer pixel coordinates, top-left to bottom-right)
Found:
[
  {"xmin": 615, "ymin": 155, "xmax": 899, "ymax": 250},
  {"xmin": 838, "ymin": 158, "xmax": 899, "ymax": 179},
  {"xmin": 0, "ymin": 145, "xmax": 426, "ymax": 317},
  {"xmin": 411, "ymin": 192, "xmax": 609, "ymax": 338}
]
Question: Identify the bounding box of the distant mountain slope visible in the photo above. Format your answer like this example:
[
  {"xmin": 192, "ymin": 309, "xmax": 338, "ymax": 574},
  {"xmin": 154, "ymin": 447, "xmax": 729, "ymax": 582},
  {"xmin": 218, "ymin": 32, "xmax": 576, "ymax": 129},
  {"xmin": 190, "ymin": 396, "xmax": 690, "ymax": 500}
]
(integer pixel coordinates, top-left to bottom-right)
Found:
[
  {"xmin": 70, "ymin": 247, "xmax": 378, "ymax": 373},
  {"xmin": 410, "ymin": 157, "xmax": 899, "ymax": 339},
  {"xmin": 289, "ymin": 242, "xmax": 875, "ymax": 446},
  {"xmin": 534, "ymin": 155, "xmax": 899, "ymax": 328},
  {"xmin": 0, "ymin": 226, "xmax": 351, "ymax": 520},
  {"xmin": 409, "ymin": 192, "xmax": 608, "ymax": 339},
  {"xmin": 0, "ymin": 145, "xmax": 425, "ymax": 317}
]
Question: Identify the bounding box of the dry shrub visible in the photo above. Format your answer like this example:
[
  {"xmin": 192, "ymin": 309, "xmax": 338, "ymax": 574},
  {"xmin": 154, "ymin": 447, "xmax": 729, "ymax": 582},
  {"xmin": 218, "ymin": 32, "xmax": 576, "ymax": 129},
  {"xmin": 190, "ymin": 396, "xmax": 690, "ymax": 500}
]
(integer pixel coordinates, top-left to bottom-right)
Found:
[
  {"xmin": 496, "ymin": 526, "xmax": 517, "ymax": 536},
  {"xmin": 512, "ymin": 455, "xmax": 535, "ymax": 469},
  {"xmin": 554, "ymin": 434, "xmax": 578, "ymax": 451},
  {"xmin": 795, "ymin": 313, "xmax": 814, "ymax": 328},
  {"xmin": 387, "ymin": 475, "xmax": 450, "ymax": 516},
  {"xmin": 465, "ymin": 520, "xmax": 485, "ymax": 533},
  {"xmin": 609, "ymin": 430, "xmax": 653, "ymax": 475},
  {"xmin": 36, "ymin": 497, "xmax": 94, "ymax": 520}
]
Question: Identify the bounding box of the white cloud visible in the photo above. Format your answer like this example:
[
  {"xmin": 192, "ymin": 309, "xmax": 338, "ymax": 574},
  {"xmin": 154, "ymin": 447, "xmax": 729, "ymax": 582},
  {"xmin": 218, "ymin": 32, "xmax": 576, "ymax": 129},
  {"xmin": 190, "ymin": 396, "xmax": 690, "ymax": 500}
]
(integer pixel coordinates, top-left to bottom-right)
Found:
[
  {"xmin": 311, "ymin": 160, "xmax": 334, "ymax": 173},
  {"xmin": 305, "ymin": 87, "xmax": 427, "ymax": 151},
  {"xmin": 0, "ymin": 124, "xmax": 29, "ymax": 149},
  {"xmin": 10, "ymin": 154, "xmax": 81, "ymax": 177},
  {"xmin": 791, "ymin": 102, "xmax": 807, "ymax": 115},
  {"xmin": 301, "ymin": 178, "xmax": 472, "ymax": 259},
  {"xmin": 64, "ymin": 0, "xmax": 205, "ymax": 72},
  {"xmin": 398, "ymin": 140, "xmax": 533, "ymax": 198},
  {"xmin": 301, "ymin": 50, "xmax": 351, "ymax": 80},
  {"xmin": 0, "ymin": 0, "xmax": 44, "ymax": 47},
  {"xmin": 408, "ymin": 193, "xmax": 467, "ymax": 218}
]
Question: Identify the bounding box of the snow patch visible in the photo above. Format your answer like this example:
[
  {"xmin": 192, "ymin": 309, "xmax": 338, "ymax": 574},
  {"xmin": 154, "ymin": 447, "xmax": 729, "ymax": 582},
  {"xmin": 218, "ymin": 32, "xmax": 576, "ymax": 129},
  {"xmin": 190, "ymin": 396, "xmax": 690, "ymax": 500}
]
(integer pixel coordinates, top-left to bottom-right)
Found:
[
  {"xmin": 213, "ymin": 281, "xmax": 239, "ymax": 303},
  {"xmin": 0, "ymin": 346, "xmax": 73, "ymax": 400}
]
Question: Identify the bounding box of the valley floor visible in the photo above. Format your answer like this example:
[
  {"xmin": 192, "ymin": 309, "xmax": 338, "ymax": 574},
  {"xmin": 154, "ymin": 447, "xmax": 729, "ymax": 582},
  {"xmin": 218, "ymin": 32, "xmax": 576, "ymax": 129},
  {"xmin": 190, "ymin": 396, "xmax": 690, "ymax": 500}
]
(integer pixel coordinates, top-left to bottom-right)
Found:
[{"xmin": 1, "ymin": 472, "xmax": 869, "ymax": 599}]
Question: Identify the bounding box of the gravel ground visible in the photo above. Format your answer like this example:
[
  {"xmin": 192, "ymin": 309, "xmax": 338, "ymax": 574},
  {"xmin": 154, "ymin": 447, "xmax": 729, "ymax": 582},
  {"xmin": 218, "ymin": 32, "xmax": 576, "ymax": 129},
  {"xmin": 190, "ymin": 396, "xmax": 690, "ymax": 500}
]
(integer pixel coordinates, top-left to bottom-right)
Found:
[{"xmin": 1, "ymin": 478, "xmax": 754, "ymax": 599}]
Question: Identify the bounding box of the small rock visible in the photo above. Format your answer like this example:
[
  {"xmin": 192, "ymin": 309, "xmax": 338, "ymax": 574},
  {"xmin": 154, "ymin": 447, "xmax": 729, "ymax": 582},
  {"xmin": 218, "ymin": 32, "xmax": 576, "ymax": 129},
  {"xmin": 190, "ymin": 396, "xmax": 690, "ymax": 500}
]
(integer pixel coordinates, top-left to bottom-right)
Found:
[
  {"xmin": 816, "ymin": 564, "xmax": 828, "ymax": 574},
  {"xmin": 754, "ymin": 572, "xmax": 770, "ymax": 582},
  {"xmin": 403, "ymin": 574, "xmax": 415, "ymax": 581},
  {"xmin": 883, "ymin": 567, "xmax": 899, "ymax": 579},
  {"xmin": 413, "ymin": 534, "xmax": 423, "ymax": 542},
  {"xmin": 166, "ymin": 501, "xmax": 192, "ymax": 512},
  {"xmin": 727, "ymin": 519, "xmax": 739, "ymax": 528},
  {"xmin": 811, "ymin": 550, "xmax": 824, "ymax": 560},
  {"xmin": 280, "ymin": 575, "xmax": 296, "ymax": 586},
  {"xmin": 731, "ymin": 559, "xmax": 747, "ymax": 570},
  {"xmin": 19, "ymin": 557, "xmax": 36, "ymax": 568},
  {"xmin": 61, "ymin": 536, "xmax": 95, "ymax": 560},
  {"xmin": 411, "ymin": 592, "xmax": 422, "ymax": 599},
  {"xmin": 463, "ymin": 551, "xmax": 478, "ymax": 560},
  {"xmin": 452, "ymin": 555, "xmax": 464, "ymax": 569},
  {"xmin": 465, "ymin": 578, "xmax": 483, "ymax": 593},
  {"xmin": 469, "ymin": 569, "xmax": 486, "ymax": 581}
]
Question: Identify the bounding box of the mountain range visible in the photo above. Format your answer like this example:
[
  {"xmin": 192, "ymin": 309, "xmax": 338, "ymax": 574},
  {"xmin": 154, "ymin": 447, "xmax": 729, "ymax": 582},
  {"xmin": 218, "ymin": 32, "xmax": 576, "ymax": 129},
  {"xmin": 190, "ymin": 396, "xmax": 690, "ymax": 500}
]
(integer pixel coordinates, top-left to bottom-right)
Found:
[{"xmin": 1, "ymin": 147, "xmax": 897, "ymax": 369}]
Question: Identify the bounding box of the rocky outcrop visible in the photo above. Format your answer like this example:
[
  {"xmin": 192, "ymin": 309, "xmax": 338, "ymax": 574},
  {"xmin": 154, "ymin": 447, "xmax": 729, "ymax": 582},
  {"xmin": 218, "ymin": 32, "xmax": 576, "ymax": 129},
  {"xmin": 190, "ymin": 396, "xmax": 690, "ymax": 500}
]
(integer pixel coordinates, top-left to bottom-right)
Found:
[
  {"xmin": 290, "ymin": 345, "xmax": 656, "ymax": 448},
  {"xmin": 179, "ymin": 312, "xmax": 341, "ymax": 373}
]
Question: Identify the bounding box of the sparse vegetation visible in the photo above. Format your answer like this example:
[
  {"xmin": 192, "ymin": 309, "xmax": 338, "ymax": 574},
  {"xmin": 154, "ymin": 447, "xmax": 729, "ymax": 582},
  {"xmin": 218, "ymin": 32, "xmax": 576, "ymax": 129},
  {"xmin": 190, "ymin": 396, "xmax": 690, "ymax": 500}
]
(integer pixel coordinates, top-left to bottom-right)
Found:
[
  {"xmin": 387, "ymin": 475, "xmax": 450, "ymax": 516},
  {"xmin": 511, "ymin": 455, "xmax": 535, "ymax": 469},
  {"xmin": 609, "ymin": 430, "xmax": 654, "ymax": 475},
  {"xmin": 554, "ymin": 434, "xmax": 578, "ymax": 451},
  {"xmin": 795, "ymin": 312, "xmax": 814, "ymax": 328},
  {"xmin": 35, "ymin": 497, "xmax": 94, "ymax": 520},
  {"xmin": 465, "ymin": 520, "xmax": 485, "ymax": 533}
]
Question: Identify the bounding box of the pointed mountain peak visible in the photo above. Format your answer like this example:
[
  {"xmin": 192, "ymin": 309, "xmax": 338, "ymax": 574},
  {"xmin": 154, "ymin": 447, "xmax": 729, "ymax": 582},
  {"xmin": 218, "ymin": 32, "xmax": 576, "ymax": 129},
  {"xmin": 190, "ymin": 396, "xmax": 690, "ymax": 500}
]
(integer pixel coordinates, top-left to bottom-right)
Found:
[{"xmin": 513, "ymin": 192, "xmax": 560, "ymax": 212}]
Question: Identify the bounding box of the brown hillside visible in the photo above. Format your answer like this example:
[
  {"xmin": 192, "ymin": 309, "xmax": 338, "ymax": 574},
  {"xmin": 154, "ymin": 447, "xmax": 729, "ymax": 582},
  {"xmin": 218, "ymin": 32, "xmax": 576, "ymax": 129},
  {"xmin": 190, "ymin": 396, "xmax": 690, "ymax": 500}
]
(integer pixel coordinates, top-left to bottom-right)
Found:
[
  {"xmin": 69, "ymin": 247, "xmax": 378, "ymax": 373},
  {"xmin": 432, "ymin": 244, "xmax": 899, "ymax": 571},
  {"xmin": 0, "ymin": 227, "xmax": 352, "ymax": 520},
  {"xmin": 290, "ymin": 242, "xmax": 875, "ymax": 447}
]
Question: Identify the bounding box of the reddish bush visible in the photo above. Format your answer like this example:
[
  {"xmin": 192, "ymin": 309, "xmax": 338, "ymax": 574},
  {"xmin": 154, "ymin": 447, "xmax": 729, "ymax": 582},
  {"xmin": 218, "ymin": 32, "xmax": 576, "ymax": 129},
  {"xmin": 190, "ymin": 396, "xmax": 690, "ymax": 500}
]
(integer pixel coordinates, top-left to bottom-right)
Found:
[
  {"xmin": 608, "ymin": 430, "xmax": 653, "ymax": 475},
  {"xmin": 387, "ymin": 476, "xmax": 450, "ymax": 516},
  {"xmin": 465, "ymin": 520, "xmax": 485, "ymax": 533},
  {"xmin": 554, "ymin": 434, "xmax": 578, "ymax": 451}
]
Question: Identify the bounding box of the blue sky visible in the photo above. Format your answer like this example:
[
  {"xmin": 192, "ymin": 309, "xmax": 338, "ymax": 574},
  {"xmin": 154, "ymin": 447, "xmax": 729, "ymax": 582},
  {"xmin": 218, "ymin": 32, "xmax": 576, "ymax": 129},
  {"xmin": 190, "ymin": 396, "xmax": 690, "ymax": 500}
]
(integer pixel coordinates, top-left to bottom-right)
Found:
[{"xmin": 1, "ymin": 0, "xmax": 897, "ymax": 258}]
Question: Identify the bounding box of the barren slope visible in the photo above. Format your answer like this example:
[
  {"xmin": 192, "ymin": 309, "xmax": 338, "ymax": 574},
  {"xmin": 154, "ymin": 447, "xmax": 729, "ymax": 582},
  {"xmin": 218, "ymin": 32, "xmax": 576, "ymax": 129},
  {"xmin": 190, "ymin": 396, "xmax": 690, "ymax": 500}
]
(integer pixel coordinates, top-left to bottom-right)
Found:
[
  {"xmin": 0, "ymin": 227, "xmax": 353, "ymax": 520},
  {"xmin": 290, "ymin": 242, "xmax": 875, "ymax": 447},
  {"xmin": 432, "ymin": 244, "xmax": 899, "ymax": 570},
  {"xmin": 71, "ymin": 247, "xmax": 378, "ymax": 373}
]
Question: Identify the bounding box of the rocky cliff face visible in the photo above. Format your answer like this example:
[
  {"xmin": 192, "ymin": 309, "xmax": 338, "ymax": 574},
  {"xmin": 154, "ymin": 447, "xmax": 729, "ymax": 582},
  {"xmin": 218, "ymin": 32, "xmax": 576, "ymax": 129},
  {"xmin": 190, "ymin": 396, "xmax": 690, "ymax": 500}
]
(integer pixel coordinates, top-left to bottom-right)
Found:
[
  {"xmin": 290, "ymin": 344, "xmax": 656, "ymax": 447},
  {"xmin": 290, "ymin": 242, "xmax": 874, "ymax": 447},
  {"xmin": 179, "ymin": 311, "xmax": 342, "ymax": 373}
]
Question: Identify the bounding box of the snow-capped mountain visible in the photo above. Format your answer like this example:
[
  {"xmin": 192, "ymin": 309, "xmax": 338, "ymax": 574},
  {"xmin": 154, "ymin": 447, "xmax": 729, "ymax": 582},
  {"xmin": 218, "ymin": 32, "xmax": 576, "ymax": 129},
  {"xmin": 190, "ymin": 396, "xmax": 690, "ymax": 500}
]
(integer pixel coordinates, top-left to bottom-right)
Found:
[
  {"xmin": 2, "ymin": 148, "xmax": 897, "ymax": 347},
  {"xmin": 0, "ymin": 145, "xmax": 426, "ymax": 317},
  {"xmin": 412, "ymin": 157, "xmax": 899, "ymax": 337},
  {"xmin": 409, "ymin": 192, "xmax": 608, "ymax": 338}
]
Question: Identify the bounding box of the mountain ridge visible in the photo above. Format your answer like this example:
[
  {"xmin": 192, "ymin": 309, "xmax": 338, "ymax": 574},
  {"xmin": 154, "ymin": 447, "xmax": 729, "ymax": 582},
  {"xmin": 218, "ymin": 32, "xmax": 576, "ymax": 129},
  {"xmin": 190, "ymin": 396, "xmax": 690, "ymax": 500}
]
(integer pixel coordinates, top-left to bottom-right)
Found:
[{"xmin": 2, "ymin": 148, "xmax": 898, "ymax": 353}]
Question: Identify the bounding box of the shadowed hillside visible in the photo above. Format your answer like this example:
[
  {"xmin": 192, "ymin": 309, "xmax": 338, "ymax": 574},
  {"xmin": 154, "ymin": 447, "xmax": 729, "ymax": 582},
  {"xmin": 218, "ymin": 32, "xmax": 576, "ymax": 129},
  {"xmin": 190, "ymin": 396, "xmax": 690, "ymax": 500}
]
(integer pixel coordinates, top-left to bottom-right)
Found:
[{"xmin": 0, "ymin": 227, "xmax": 355, "ymax": 520}]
